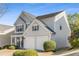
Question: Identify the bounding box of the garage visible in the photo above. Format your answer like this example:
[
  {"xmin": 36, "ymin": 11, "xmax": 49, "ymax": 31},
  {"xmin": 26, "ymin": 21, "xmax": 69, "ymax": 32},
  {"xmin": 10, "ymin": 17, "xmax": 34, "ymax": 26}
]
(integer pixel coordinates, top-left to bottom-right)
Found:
[
  {"xmin": 24, "ymin": 37, "xmax": 35, "ymax": 49},
  {"xmin": 24, "ymin": 36, "xmax": 49, "ymax": 50}
]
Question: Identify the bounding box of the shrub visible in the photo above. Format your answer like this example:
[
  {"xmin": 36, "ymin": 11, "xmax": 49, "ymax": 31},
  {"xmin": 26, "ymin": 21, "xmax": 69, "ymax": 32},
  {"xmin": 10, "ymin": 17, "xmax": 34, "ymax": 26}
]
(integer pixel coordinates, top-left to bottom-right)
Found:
[
  {"xmin": 23, "ymin": 50, "xmax": 38, "ymax": 56},
  {"xmin": 8, "ymin": 45, "xmax": 16, "ymax": 50},
  {"xmin": 43, "ymin": 40, "xmax": 56, "ymax": 52},
  {"xmin": 3, "ymin": 45, "xmax": 10, "ymax": 49},
  {"xmin": 13, "ymin": 50, "xmax": 24, "ymax": 56},
  {"xmin": 0, "ymin": 47, "xmax": 2, "ymax": 50},
  {"xmin": 13, "ymin": 49, "xmax": 38, "ymax": 56},
  {"xmin": 3, "ymin": 45, "xmax": 17, "ymax": 49},
  {"xmin": 69, "ymin": 38, "xmax": 79, "ymax": 48}
]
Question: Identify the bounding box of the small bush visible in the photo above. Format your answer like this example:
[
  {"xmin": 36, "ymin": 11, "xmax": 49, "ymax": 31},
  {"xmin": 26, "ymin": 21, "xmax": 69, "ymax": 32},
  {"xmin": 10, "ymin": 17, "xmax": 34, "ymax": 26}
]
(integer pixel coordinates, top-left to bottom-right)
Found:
[
  {"xmin": 0, "ymin": 47, "xmax": 2, "ymax": 50},
  {"xmin": 3, "ymin": 45, "xmax": 17, "ymax": 49},
  {"xmin": 3, "ymin": 45, "xmax": 10, "ymax": 49},
  {"xmin": 8, "ymin": 45, "xmax": 16, "ymax": 50},
  {"xmin": 13, "ymin": 49, "xmax": 38, "ymax": 56},
  {"xmin": 13, "ymin": 50, "xmax": 24, "ymax": 56},
  {"xmin": 43, "ymin": 40, "xmax": 56, "ymax": 52},
  {"xmin": 23, "ymin": 50, "xmax": 38, "ymax": 56}
]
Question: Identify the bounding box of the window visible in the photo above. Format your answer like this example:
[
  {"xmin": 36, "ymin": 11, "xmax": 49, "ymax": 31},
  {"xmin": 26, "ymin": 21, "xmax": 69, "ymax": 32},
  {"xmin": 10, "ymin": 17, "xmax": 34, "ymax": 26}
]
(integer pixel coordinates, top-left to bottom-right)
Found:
[
  {"xmin": 16, "ymin": 25, "xmax": 24, "ymax": 32},
  {"xmin": 60, "ymin": 25, "xmax": 62, "ymax": 30},
  {"xmin": 32, "ymin": 25, "xmax": 39, "ymax": 31}
]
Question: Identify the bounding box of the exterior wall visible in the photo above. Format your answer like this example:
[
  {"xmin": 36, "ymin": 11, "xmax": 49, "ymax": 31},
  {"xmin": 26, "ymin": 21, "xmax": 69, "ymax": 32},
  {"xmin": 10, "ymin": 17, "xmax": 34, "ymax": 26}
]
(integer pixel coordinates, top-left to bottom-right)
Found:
[
  {"xmin": 15, "ymin": 18, "xmax": 25, "ymax": 26},
  {"xmin": 52, "ymin": 14, "xmax": 71, "ymax": 48},
  {"xmin": 24, "ymin": 20, "xmax": 51, "ymax": 37},
  {"xmin": 14, "ymin": 12, "xmax": 35, "ymax": 34},
  {"xmin": 23, "ymin": 20, "xmax": 52, "ymax": 50},
  {"xmin": 0, "ymin": 31, "xmax": 13, "ymax": 47},
  {"xmin": 39, "ymin": 17, "xmax": 55, "ymax": 30}
]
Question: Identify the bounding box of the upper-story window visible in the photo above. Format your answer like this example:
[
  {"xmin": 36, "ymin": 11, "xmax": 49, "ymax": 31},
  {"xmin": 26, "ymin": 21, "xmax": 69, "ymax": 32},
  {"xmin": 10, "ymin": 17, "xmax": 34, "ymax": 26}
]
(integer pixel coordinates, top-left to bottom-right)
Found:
[
  {"xmin": 32, "ymin": 25, "xmax": 39, "ymax": 31},
  {"xmin": 60, "ymin": 25, "xmax": 62, "ymax": 30},
  {"xmin": 16, "ymin": 24, "xmax": 24, "ymax": 32}
]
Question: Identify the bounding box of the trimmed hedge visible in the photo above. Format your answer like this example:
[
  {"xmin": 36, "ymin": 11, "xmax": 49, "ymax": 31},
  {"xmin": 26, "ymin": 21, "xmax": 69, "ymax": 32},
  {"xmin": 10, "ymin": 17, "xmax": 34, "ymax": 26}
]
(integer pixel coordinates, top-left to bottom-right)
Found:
[
  {"xmin": 43, "ymin": 40, "xmax": 56, "ymax": 52},
  {"xmin": 13, "ymin": 49, "xmax": 38, "ymax": 56}
]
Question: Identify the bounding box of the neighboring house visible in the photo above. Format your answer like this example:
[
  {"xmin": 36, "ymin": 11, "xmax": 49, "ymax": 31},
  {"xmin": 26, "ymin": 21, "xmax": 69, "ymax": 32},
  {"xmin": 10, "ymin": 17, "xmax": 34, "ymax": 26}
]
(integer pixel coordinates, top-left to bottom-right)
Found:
[
  {"xmin": 11, "ymin": 11, "xmax": 71, "ymax": 50},
  {"xmin": 0, "ymin": 24, "xmax": 14, "ymax": 47}
]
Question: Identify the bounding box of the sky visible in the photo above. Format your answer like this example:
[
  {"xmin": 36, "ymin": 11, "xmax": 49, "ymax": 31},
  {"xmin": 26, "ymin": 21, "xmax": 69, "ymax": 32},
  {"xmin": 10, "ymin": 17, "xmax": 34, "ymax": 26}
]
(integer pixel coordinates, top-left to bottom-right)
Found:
[{"xmin": 0, "ymin": 3, "xmax": 79, "ymax": 25}]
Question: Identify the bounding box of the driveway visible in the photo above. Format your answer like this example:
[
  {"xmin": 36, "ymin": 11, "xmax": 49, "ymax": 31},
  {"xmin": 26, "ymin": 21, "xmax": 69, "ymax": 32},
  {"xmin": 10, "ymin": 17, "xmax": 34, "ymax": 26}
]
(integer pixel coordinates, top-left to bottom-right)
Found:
[
  {"xmin": 57, "ymin": 49, "xmax": 79, "ymax": 56},
  {"xmin": 0, "ymin": 49, "xmax": 15, "ymax": 56},
  {"xmin": 67, "ymin": 52, "xmax": 79, "ymax": 56},
  {"xmin": 1, "ymin": 49, "xmax": 79, "ymax": 56},
  {"xmin": 0, "ymin": 49, "xmax": 54, "ymax": 56}
]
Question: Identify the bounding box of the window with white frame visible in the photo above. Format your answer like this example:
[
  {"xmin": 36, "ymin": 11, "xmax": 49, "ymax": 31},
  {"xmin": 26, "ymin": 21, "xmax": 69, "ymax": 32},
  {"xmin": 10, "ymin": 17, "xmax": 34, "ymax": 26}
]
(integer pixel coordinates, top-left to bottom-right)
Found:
[
  {"xmin": 16, "ymin": 24, "xmax": 24, "ymax": 32},
  {"xmin": 32, "ymin": 25, "xmax": 39, "ymax": 31}
]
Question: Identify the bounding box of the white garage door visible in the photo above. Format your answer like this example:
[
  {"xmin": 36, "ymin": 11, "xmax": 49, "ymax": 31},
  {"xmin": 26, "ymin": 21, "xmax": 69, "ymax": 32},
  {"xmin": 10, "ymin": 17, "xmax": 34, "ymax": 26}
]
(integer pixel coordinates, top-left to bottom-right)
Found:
[
  {"xmin": 24, "ymin": 37, "xmax": 35, "ymax": 49},
  {"xmin": 36, "ymin": 36, "xmax": 49, "ymax": 50},
  {"xmin": 24, "ymin": 36, "xmax": 49, "ymax": 50}
]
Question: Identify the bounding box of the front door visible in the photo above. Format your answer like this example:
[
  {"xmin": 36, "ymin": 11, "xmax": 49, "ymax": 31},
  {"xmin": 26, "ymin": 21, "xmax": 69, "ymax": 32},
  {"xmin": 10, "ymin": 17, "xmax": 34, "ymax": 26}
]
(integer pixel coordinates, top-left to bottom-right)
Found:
[{"xmin": 16, "ymin": 37, "xmax": 20, "ymax": 48}]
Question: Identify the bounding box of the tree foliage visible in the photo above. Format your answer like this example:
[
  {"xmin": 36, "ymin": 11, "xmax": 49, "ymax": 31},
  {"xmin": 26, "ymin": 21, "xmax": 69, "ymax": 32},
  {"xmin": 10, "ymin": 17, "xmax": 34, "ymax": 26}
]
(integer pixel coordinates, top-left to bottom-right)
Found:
[
  {"xmin": 68, "ymin": 13, "xmax": 79, "ymax": 39},
  {"xmin": 68, "ymin": 13, "xmax": 79, "ymax": 48}
]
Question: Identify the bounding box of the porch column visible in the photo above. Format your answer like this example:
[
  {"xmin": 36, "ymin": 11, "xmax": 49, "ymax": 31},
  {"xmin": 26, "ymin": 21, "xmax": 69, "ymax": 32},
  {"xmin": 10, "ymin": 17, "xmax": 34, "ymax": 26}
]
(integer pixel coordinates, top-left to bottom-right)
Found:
[
  {"xmin": 11, "ymin": 36, "xmax": 12, "ymax": 45},
  {"xmin": 15, "ymin": 37, "xmax": 16, "ymax": 45},
  {"xmin": 20, "ymin": 37, "xmax": 22, "ymax": 48}
]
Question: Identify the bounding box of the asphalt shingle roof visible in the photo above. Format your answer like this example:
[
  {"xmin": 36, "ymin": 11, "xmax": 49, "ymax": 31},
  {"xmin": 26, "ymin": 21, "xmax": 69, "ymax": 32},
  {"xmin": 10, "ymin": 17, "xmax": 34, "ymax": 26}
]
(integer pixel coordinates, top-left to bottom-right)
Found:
[
  {"xmin": 0, "ymin": 24, "xmax": 13, "ymax": 33},
  {"xmin": 36, "ymin": 11, "xmax": 63, "ymax": 19}
]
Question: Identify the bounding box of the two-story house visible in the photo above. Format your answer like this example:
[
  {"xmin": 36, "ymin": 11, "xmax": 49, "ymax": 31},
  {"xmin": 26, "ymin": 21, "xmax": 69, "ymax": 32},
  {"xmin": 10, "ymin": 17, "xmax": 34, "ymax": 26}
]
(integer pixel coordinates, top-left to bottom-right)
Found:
[{"xmin": 11, "ymin": 11, "xmax": 71, "ymax": 50}]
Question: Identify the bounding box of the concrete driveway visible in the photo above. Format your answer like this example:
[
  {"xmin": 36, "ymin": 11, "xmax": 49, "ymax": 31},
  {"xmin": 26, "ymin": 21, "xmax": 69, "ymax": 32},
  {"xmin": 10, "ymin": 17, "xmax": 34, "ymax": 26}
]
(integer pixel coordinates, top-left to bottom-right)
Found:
[
  {"xmin": 57, "ymin": 49, "xmax": 79, "ymax": 56},
  {"xmin": 67, "ymin": 52, "xmax": 79, "ymax": 56},
  {"xmin": 0, "ymin": 49, "xmax": 15, "ymax": 56}
]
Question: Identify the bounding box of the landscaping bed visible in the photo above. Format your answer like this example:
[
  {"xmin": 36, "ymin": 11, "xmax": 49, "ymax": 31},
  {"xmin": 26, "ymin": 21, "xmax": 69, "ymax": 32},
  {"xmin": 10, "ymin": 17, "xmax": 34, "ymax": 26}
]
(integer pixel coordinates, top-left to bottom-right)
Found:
[{"xmin": 0, "ymin": 49, "xmax": 54, "ymax": 56}]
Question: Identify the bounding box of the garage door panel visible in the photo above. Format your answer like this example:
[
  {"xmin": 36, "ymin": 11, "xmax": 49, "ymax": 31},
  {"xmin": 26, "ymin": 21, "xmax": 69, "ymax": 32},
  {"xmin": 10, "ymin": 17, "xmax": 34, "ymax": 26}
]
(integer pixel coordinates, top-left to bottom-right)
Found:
[
  {"xmin": 24, "ymin": 37, "xmax": 35, "ymax": 49},
  {"xmin": 36, "ymin": 36, "xmax": 49, "ymax": 50}
]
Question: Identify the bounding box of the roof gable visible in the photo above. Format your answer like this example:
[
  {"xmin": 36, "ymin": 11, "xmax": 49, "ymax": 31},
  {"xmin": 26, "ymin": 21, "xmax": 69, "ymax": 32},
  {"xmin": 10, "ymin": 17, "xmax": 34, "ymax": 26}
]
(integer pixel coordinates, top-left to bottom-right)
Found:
[
  {"xmin": 23, "ymin": 19, "xmax": 54, "ymax": 36},
  {"xmin": 14, "ymin": 11, "xmax": 36, "ymax": 25}
]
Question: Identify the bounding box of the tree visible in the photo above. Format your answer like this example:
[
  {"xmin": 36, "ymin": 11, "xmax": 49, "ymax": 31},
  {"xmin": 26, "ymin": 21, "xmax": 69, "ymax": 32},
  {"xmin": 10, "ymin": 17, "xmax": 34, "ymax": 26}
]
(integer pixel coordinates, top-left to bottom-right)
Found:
[
  {"xmin": 67, "ymin": 13, "xmax": 79, "ymax": 39},
  {"xmin": 68, "ymin": 13, "xmax": 79, "ymax": 48}
]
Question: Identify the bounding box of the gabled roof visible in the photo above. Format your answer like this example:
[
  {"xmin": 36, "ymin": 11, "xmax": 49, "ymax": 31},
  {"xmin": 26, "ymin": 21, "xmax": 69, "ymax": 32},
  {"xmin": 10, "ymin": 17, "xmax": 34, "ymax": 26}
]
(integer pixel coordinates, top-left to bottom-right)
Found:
[
  {"xmin": 14, "ymin": 11, "xmax": 36, "ymax": 25},
  {"xmin": 38, "ymin": 19, "xmax": 55, "ymax": 33},
  {"xmin": 36, "ymin": 11, "xmax": 63, "ymax": 19},
  {"xmin": 35, "ymin": 11, "xmax": 64, "ymax": 33},
  {"xmin": 0, "ymin": 24, "xmax": 14, "ymax": 33}
]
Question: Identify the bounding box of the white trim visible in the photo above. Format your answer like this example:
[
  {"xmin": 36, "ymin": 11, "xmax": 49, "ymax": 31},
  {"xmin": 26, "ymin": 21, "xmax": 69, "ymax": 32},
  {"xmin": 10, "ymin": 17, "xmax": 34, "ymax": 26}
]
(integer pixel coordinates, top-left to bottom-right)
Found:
[
  {"xmin": 15, "ymin": 24, "xmax": 25, "ymax": 33},
  {"xmin": 11, "ymin": 36, "xmax": 12, "ymax": 45},
  {"xmin": 20, "ymin": 37, "xmax": 22, "ymax": 48},
  {"xmin": 15, "ymin": 37, "xmax": 16, "ymax": 45}
]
